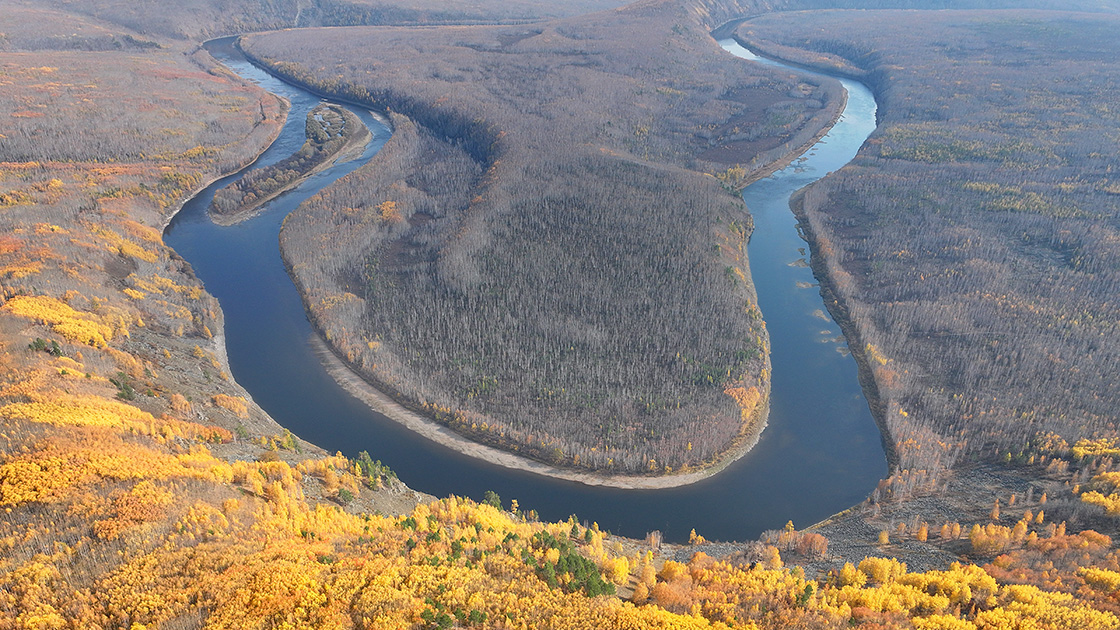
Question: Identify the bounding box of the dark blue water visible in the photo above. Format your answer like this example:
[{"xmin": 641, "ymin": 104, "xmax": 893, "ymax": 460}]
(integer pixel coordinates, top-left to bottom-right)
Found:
[{"xmin": 164, "ymin": 38, "xmax": 885, "ymax": 543}]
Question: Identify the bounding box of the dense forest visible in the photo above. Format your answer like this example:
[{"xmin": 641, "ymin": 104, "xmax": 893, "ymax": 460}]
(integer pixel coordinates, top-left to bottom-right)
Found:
[
  {"xmin": 737, "ymin": 10, "xmax": 1120, "ymax": 497},
  {"xmin": 209, "ymin": 104, "xmax": 369, "ymax": 223},
  {"xmin": 239, "ymin": 4, "xmax": 849, "ymax": 474},
  {"xmin": 6, "ymin": 0, "xmax": 1120, "ymax": 627}
]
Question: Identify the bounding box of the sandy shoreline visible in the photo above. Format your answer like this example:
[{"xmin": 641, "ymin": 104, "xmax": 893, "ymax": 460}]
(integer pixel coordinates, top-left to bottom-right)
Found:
[{"xmin": 310, "ymin": 334, "xmax": 771, "ymax": 490}]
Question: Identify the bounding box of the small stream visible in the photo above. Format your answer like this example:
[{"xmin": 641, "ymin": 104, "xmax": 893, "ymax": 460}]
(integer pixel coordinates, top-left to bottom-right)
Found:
[{"xmin": 163, "ymin": 36, "xmax": 885, "ymax": 543}]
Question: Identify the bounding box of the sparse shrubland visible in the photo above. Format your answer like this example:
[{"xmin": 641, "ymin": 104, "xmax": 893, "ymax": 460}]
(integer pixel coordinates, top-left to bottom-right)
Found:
[
  {"xmin": 0, "ymin": 7, "xmax": 292, "ymax": 428},
  {"xmin": 6, "ymin": 0, "xmax": 1120, "ymax": 627},
  {"xmin": 17, "ymin": 0, "xmax": 632, "ymax": 42}
]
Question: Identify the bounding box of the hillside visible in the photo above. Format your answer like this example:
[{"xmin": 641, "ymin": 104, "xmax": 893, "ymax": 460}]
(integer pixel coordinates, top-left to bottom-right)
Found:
[{"xmin": 27, "ymin": 0, "xmax": 632, "ymax": 40}]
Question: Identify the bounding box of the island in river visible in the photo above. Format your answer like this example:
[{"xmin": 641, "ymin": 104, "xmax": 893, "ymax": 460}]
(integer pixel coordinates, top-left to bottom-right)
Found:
[{"xmin": 209, "ymin": 102, "xmax": 372, "ymax": 224}]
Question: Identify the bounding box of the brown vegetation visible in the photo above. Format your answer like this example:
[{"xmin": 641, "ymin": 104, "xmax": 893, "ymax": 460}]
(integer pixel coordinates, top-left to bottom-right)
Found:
[
  {"xmin": 6, "ymin": 0, "xmax": 1120, "ymax": 627},
  {"xmin": 0, "ymin": 8, "xmax": 298, "ymax": 423},
  {"xmin": 18, "ymin": 0, "xmax": 631, "ymax": 42}
]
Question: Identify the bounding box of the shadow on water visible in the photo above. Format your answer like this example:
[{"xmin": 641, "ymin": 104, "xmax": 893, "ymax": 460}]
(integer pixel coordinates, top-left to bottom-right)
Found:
[{"xmin": 163, "ymin": 36, "xmax": 885, "ymax": 543}]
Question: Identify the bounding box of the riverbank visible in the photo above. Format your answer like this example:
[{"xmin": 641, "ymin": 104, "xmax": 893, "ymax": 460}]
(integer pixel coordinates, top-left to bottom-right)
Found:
[
  {"xmin": 209, "ymin": 104, "xmax": 373, "ymax": 226},
  {"xmin": 731, "ymin": 88, "xmax": 847, "ymax": 191},
  {"xmin": 158, "ymin": 93, "xmax": 289, "ymax": 233},
  {"xmin": 310, "ymin": 333, "xmax": 772, "ymax": 489},
  {"xmin": 789, "ymin": 188, "xmax": 898, "ymax": 472},
  {"xmin": 161, "ymin": 46, "xmax": 434, "ymax": 518},
  {"xmin": 720, "ymin": 41, "xmax": 849, "ymax": 192}
]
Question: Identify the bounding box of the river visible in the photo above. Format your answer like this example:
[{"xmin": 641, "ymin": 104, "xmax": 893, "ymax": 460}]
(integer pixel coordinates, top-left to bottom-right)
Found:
[{"xmin": 163, "ymin": 36, "xmax": 884, "ymax": 544}]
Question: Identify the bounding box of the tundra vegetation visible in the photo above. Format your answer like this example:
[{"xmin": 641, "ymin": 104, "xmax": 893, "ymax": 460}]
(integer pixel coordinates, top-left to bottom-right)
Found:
[
  {"xmin": 4, "ymin": 0, "xmax": 1120, "ymax": 628},
  {"xmin": 240, "ymin": 3, "xmax": 850, "ymax": 474}
]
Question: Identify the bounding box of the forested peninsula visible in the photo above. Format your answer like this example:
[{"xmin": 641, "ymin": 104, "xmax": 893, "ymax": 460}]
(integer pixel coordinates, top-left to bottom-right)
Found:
[{"xmin": 238, "ymin": 4, "xmax": 846, "ymax": 475}]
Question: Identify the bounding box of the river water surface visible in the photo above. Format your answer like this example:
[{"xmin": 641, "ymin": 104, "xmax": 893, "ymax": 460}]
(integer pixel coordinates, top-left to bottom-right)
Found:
[{"xmin": 164, "ymin": 37, "xmax": 885, "ymax": 543}]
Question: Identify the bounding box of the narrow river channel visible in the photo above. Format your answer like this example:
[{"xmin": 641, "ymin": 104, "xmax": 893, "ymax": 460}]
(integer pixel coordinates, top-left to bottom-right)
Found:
[{"xmin": 163, "ymin": 36, "xmax": 885, "ymax": 544}]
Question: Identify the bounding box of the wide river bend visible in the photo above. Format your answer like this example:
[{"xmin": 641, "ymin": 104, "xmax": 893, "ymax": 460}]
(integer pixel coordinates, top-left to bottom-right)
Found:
[{"xmin": 164, "ymin": 36, "xmax": 885, "ymax": 543}]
